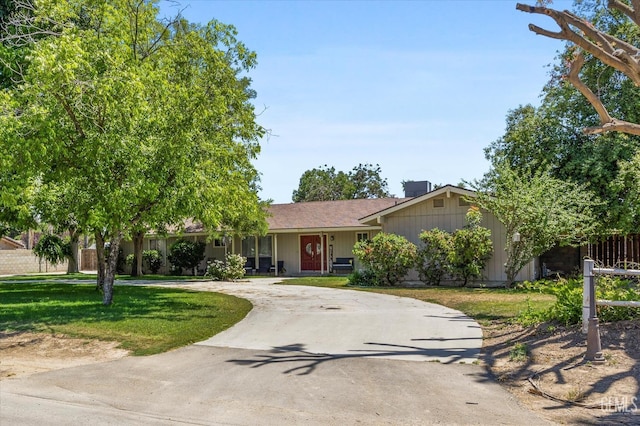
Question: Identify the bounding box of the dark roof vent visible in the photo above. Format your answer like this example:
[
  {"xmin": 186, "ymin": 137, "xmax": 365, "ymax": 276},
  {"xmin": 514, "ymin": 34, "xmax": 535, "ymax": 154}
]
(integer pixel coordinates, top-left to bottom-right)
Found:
[{"xmin": 404, "ymin": 180, "xmax": 432, "ymax": 198}]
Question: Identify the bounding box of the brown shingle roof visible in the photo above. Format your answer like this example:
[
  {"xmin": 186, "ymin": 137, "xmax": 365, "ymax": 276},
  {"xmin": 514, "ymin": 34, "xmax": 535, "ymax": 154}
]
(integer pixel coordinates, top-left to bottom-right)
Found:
[
  {"xmin": 267, "ymin": 198, "xmax": 407, "ymax": 231},
  {"xmin": 159, "ymin": 198, "xmax": 408, "ymax": 235}
]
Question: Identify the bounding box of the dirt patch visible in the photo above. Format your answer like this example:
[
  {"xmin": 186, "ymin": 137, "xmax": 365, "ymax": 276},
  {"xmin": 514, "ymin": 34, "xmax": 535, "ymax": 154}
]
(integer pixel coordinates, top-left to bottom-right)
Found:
[
  {"xmin": 482, "ymin": 319, "xmax": 640, "ymax": 425},
  {"xmin": 0, "ymin": 331, "xmax": 129, "ymax": 380}
]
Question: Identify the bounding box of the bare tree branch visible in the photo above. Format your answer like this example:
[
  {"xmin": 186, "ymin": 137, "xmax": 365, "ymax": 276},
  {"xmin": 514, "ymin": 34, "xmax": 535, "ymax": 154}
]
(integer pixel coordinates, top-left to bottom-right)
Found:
[
  {"xmin": 565, "ymin": 52, "xmax": 640, "ymax": 135},
  {"xmin": 608, "ymin": 0, "xmax": 640, "ymax": 27},
  {"xmin": 516, "ymin": 3, "xmax": 640, "ymax": 85},
  {"xmin": 518, "ymin": 2, "xmax": 640, "ymax": 136},
  {"xmin": 0, "ymin": 0, "xmax": 66, "ymax": 47},
  {"xmin": 566, "ymin": 52, "xmax": 612, "ymax": 123}
]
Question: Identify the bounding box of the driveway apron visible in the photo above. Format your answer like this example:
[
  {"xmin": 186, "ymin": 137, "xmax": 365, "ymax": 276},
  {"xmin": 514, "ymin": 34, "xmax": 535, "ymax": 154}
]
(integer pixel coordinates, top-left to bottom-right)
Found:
[{"xmin": 0, "ymin": 278, "xmax": 551, "ymax": 425}]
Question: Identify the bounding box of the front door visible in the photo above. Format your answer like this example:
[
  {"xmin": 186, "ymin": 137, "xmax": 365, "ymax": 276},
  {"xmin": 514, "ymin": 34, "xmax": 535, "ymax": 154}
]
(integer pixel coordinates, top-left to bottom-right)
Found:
[{"xmin": 300, "ymin": 235, "xmax": 327, "ymax": 271}]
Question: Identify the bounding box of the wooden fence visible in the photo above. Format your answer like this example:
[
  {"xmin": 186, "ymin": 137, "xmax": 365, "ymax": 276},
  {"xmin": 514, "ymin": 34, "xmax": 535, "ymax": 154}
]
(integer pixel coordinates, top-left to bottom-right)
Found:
[
  {"xmin": 583, "ymin": 259, "xmax": 640, "ymax": 332},
  {"xmin": 588, "ymin": 234, "xmax": 640, "ymax": 267}
]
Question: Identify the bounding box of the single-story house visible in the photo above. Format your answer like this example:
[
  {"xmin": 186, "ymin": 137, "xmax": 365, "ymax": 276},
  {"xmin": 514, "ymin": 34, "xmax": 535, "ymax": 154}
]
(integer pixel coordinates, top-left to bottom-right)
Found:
[
  {"xmin": 359, "ymin": 185, "xmax": 535, "ymax": 284},
  {"xmin": 120, "ymin": 184, "xmax": 537, "ymax": 285},
  {"xmin": 0, "ymin": 236, "xmax": 26, "ymax": 250},
  {"xmin": 122, "ymin": 197, "xmax": 407, "ymax": 276}
]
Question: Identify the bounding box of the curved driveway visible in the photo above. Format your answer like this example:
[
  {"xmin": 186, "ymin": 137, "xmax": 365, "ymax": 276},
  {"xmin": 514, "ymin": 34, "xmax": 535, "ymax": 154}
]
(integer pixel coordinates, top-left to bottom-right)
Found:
[
  {"xmin": 190, "ymin": 278, "xmax": 482, "ymax": 364},
  {"xmin": 0, "ymin": 278, "xmax": 551, "ymax": 425}
]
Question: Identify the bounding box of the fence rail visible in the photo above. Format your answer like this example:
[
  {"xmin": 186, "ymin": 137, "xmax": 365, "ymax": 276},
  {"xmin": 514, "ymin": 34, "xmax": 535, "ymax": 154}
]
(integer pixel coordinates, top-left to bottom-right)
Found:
[
  {"xmin": 593, "ymin": 267, "xmax": 640, "ymax": 277},
  {"xmin": 582, "ymin": 259, "xmax": 640, "ymax": 362}
]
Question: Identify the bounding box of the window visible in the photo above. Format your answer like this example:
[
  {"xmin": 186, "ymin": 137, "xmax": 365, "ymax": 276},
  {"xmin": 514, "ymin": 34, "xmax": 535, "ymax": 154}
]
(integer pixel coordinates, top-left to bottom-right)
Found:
[
  {"xmin": 214, "ymin": 239, "xmax": 225, "ymax": 247},
  {"xmin": 258, "ymin": 236, "xmax": 272, "ymax": 257},
  {"xmin": 241, "ymin": 236, "xmax": 255, "ymax": 257},
  {"xmin": 433, "ymin": 198, "xmax": 444, "ymax": 208},
  {"xmin": 356, "ymin": 232, "xmax": 369, "ymax": 242},
  {"xmin": 149, "ymin": 239, "xmax": 158, "ymax": 251},
  {"xmin": 458, "ymin": 197, "xmax": 471, "ymax": 207},
  {"xmin": 241, "ymin": 236, "xmax": 272, "ymax": 257}
]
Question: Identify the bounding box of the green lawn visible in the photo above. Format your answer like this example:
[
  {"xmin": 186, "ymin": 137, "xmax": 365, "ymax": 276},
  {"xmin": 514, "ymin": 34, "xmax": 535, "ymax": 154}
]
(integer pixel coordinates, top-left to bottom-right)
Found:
[
  {"xmin": 0, "ymin": 273, "xmax": 208, "ymax": 282},
  {"xmin": 1, "ymin": 276, "xmax": 555, "ymax": 358},
  {"xmin": 0, "ymin": 282, "xmax": 251, "ymax": 355},
  {"xmin": 281, "ymin": 277, "xmax": 555, "ymax": 323}
]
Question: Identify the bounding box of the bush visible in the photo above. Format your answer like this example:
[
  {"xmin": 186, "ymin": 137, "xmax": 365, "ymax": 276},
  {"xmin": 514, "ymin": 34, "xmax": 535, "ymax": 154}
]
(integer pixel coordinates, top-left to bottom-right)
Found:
[
  {"xmin": 596, "ymin": 276, "xmax": 640, "ymax": 322},
  {"xmin": 142, "ymin": 250, "xmax": 163, "ymax": 274},
  {"xmin": 545, "ymin": 277, "xmax": 640, "ymax": 325},
  {"xmin": 206, "ymin": 253, "xmax": 246, "ymax": 281},
  {"xmin": 168, "ymin": 239, "xmax": 206, "ymax": 275},
  {"xmin": 353, "ymin": 232, "xmax": 417, "ymax": 286},
  {"xmin": 448, "ymin": 207, "xmax": 493, "ymax": 286},
  {"xmin": 416, "ymin": 228, "xmax": 452, "ymax": 285},
  {"xmin": 125, "ymin": 253, "xmax": 135, "ymax": 266},
  {"xmin": 348, "ymin": 269, "xmax": 378, "ymax": 287},
  {"xmin": 33, "ymin": 234, "xmax": 66, "ymax": 266}
]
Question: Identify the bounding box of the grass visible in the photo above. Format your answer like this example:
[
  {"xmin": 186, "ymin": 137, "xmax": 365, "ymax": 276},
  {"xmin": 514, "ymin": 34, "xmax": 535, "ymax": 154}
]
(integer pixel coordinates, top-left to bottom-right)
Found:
[
  {"xmin": 0, "ymin": 273, "xmax": 94, "ymax": 281},
  {"xmin": 0, "ymin": 273, "xmax": 208, "ymax": 282},
  {"xmin": 509, "ymin": 342, "xmax": 529, "ymax": 362},
  {"xmin": 0, "ymin": 282, "xmax": 251, "ymax": 355},
  {"xmin": 280, "ymin": 276, "xmax": 351, "ymax": 288},
  {"xmin": 280, "ymin": 277, "xmax": 556, "ymax": 323},
  {"xmin": 1, "ymin": 275, "xmax": 556, "ymax": 358}
]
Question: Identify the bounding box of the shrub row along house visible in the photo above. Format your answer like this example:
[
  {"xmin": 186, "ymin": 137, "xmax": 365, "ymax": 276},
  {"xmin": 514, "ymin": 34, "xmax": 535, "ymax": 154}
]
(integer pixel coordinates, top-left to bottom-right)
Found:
[{"xmin": 118, "ymin": 184, "xmax": 536, "ymax": 285}]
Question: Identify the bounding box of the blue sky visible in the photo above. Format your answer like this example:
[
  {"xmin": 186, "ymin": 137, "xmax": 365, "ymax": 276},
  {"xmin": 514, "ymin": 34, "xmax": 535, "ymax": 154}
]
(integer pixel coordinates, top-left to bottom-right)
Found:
[{"xmin": 167, "ymin": 0, "xmax": 573, "ymax": 203}]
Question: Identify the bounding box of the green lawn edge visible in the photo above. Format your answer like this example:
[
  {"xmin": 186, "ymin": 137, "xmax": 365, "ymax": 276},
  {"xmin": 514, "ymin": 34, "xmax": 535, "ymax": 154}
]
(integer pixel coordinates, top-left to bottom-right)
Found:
[
  {"xmin": 279, "ymin": 276, "xmax": 556, "ymax": 323},
  {"xmin": 0, "ymin": 282, "xmax": 251, "ymax": 356}
]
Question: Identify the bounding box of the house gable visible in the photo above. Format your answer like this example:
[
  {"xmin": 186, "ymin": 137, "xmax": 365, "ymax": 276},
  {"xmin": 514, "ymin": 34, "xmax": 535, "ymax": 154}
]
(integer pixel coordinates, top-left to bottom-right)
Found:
[
  {"xmin": 359, "ymin": 185, "xmax": 477, "ymax": 226},
  {"xmin": 358, "ymin": 185, "xmax": 535, "ymax": 284}
]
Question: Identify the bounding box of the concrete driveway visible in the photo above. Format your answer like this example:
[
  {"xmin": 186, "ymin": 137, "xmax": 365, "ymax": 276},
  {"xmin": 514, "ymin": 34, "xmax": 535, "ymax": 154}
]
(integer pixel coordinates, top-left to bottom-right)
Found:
[{"xmin": 0, "ymin": 278, "xmax": 551, "ymax": 425}]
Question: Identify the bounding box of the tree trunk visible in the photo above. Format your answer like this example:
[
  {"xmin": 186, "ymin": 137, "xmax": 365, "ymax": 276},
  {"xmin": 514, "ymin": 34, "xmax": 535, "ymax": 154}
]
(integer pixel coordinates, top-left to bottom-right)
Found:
[
  {"xmin": 102, "ymin": 232, "xmax": 123, "ymax": 306},
  {"xmin": 95, "ymin": 231, "xmax": 106, "ymax": 292},
  {"xmin": 131, "ymin": 230, "xmax": 144, "ymax": 276},
  {"xmin": 66, "ymin": 229, "xmax": 80, "ymax": 274}
]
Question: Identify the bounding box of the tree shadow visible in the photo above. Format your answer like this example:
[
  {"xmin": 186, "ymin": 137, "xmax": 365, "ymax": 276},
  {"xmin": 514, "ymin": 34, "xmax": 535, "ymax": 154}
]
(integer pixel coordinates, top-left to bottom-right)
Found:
[
  {"xmin": 481, "ymin": 320, "xmax": 639, "ymax": 423},
  {"xmin": 227, "ymin": 340, "xmax": 482, "ymax": 376}
]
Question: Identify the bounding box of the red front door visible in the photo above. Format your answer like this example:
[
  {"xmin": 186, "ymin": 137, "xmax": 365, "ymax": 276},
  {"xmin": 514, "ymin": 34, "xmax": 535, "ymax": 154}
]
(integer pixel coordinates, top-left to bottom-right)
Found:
[{"xmin": 300, "ymin": 235, "xmax": 327, "ymax": 271}]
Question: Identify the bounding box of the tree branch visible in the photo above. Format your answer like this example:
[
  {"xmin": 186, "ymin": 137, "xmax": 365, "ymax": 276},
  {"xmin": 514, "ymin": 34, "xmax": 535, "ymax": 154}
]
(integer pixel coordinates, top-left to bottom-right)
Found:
[
  {"xmin": 516, "ymin": 3, "xmax": 640, "ymax": 86},
  {"xmin": 608, "ymin": 0, "xmax": 640, "ymax": 27},
  {"xmin": 53, "ymin": 92, "xmax": 86, "ymax": 139},
  {"xmin": 566, "ymin": 52, "xmax": 612, "ymax": 124},
  {"xmin": 518, "ymin": 2, "xmax": 640, "ymax": 136}
]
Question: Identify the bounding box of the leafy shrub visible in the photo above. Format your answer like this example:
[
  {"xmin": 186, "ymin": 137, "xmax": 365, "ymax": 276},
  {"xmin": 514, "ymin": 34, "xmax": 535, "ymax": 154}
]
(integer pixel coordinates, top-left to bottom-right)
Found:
[
  {"xmin": 545, "ymin": 277, "xmax": 640, "ymax": 325},
  {"xmin": 348, "ymin": 269, "xmax": 378, "ymax": 287},
  {"xmin": 448, "ymin": 207, "xmax": 493, "ymax": 286},
  {"xmin": 125, "ymin": 253, "xmax": 135, "ymax": 266},
  {"xmin": 416, "ymin": 228, "xmax": 452, "ymax": 286},
  {"xmin": 142, "ymin": 250, "xmax": 163, "ymax": 274},
  {"xmin": 206, "ymin": 253, "xmax": 246, "ymax": 281},
  {"xmin": 545, "ymin": 278, "xmax": 584, "ymax": 325},
  {"xmin": 595, "ymin": 276, "xmax": 640, "ymax": 322},
  {"xmin": 168, "ymin": 239, "xmax": 206, "ymax": 275},
  {"xmin": 353, "ymin": 232, "xmax": 417, "ymax": 286},
  {"xmin": 33, "ymin": 234, "xmax": 67, "ymax": 266},
  {"xmin": 516, "ymin": 297, "xmax": 548, "ymax": 326}
]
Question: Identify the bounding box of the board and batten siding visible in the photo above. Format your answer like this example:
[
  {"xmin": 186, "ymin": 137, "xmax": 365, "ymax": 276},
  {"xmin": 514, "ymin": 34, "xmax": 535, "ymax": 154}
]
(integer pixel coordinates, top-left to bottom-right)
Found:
[{"xmin": 382, "ymin": 193, "xmax": 535, "ymax": 284}]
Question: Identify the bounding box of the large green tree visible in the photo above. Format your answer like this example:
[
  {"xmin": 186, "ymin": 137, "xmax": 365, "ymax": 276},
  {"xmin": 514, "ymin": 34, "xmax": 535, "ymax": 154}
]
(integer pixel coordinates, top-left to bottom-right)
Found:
[
  {"xmin": 0, "ymin": 0, "xmax": 266, "ymax": 304},
  {"xmin": 292, "ymin": 163, "xmax": 391, "ymax": 202},
  {"xmin": 470, "ymin": 162, "xmax": 598, "ymax": 287}
]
